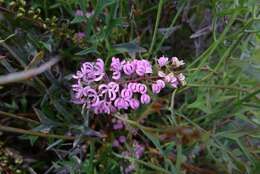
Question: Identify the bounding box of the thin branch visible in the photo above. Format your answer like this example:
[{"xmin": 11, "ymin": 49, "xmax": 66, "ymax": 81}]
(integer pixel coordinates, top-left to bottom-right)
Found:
[
  {"xmin": 0, "ymin": 124, "xmax": 75, "ymax": 140},
  {"xmin": 0, "ymin": 111, "xmax": 39, "ymax": 124},
  {"xmin": 186, "ymin": 83, "xmax": 251, "ymax": 92},
  {"xmin": 0, "ymin": 56, "xmax": 61, "ymax": 85}
]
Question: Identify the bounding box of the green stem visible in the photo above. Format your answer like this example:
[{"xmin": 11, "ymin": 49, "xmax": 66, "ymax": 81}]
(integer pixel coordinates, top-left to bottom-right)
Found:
[
  {"xmin": 0, "ymin": 125, "xmax": 75, "ymax": 140},
  {"xmin": 113, "ymin": 114, "xmax": 161, "ymax": 132},
  {"xmin": 176, "ymin": 143, "xmax": 182, "ymax": 174},
  {"xmin": 153, "ymin": 1, "xmax": 186, "ymax": 56},
  {"xmin": 114, "ymin": 153, "xmax": 171, "ymax": 174},
  {"xmin": 170, "ymin": 89, "xmax": 177, "ymax": 126},
  {"xmin": 204, "ymin": 89, "xmax": 260, "ymax": 123},
  {"xmin": 0, "ymin": 111, "xmax": 39, "ymax": 124},
  {"xmin": 186, "ymin": 83, "xmax": 251, "ymax": 92},
  {"xmin": 188, "ymin": 11, "xmax": 239, "ymax": 68},
  {"xmin": 148, "ymin": 0, "xmax": 164, "ymax": 56}
]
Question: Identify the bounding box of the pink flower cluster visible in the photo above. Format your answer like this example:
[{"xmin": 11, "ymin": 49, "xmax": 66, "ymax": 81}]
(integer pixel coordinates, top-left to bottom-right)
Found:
[
  {"xmin": 120, "ymin": 140, "xmax": 145, "ymax": 173},
  {"xmin": 72, "ymin": 56, "xmax": 185, "ymax": 114}
]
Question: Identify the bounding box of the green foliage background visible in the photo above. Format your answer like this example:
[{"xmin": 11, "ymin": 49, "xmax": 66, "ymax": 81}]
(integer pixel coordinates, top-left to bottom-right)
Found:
[{"xmin": 0, "ymin": 0, "xmax": 259, "ymax": 173}]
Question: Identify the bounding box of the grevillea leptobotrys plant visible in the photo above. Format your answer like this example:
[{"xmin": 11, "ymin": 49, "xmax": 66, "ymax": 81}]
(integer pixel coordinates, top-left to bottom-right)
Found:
[{"xmin": 71, "ymin": 56, "xmax": 186, "ymax": 114}]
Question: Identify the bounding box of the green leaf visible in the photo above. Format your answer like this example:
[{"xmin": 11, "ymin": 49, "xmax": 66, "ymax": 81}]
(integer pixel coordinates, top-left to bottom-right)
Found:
[
  {"xmin": 19, "ymin": 135, "xmax": 39, "ymax": 146},
  {"xmin": 75, "ymin": 47, "xmax": 99, "ymax": 56},
  {"xmin": 94, "ymin": 0, "xmax": 116, "ymax": 16},
  {"xmin": 70, "ymin": 16, "xmax": 86, "ymax": 24},
  {"xmin": 187, "ymin": 96, "xmax": 210, "ymax": 113},
  {"xmin": 112, "ymin": 42, "xmax": 147, "ymax": 56},
  {"xmin": 252, "ymin": 160, "xmax": 260, "ymax": 174},
  {"xmin": 33, "ymin": 108, "xmax": 60, "ymax": 126}
]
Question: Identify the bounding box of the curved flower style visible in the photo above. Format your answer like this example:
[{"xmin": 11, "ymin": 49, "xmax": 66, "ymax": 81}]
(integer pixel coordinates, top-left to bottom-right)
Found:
[
  {"xmin": 110, "ymin": 57, "xmax": 124, "ymax": 80},
  {"xmin": 112, "ymin": 71, "xmax": 121, "ymax": 80},
  {"xmin": 93, "ymin": 58, "xmax": 105, "ymax": 81},
  {"xmin": 140, "ymin": 94, "xmax": 151, "ymax": 104},
  {"xmin": 83, "ymin": 87, "xmax": 100, "ymax": 108},
  {"xmin": 152, "ymin": 79, "xmax": 165, "ymax": 94},
  {"xmin": 114, "ymin": 98, "xmax": 129, "ymax": 110},
  {"xmin": 152, "ymin": 83, "xmax": 161, "ymax": 94},
  {"xmin": 121, "ymin": 88, "xmax": 133, "ymax": 99},
  {"xmin": 72, "ymin": 59, "xmax": 105, "ymax": 83},
  {"xmin": 71, "ymin": 56, "xmax": 186, "ymax": 114},
  {"xmin": 93, "ymin": 100, "xmax": 114, "ymax": 114},
  {"xmin": 128, "ymin": 83, "xmax": 139, "ymax": 93},
  {"xmin": 135, "ymin": 59, "xmax": 152, "ymax": 76},
  {"xmin": 99, "ymin": 82, "xmax": 119, "ymax": 101},
  {"xmin": 172, "ymin": 56, "xmax": 185, "ymax": 67},
  {"xmin": 137, "ymin": 83, "xmax": 147, "ymax": 94},
  {"xmin": 110, "ymin": 57, "xmax": 123, "ymax": 72},
  {"xmin": 123, "ymin": 62, "xmax": 135, "ymax": 75},
  {"xmin": 165, "ymin": 73, "xmax": 178, "ymax": 88}
]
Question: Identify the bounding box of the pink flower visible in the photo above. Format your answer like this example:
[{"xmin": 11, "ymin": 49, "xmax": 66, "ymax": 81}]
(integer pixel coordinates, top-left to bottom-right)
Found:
[
  {"xmin": 72, "ymin": 70, "xmax": 84, "ymax": 79},
  {"xmin": 121, "ymin": 88, "xmax": 133, "ymax": 99},
  {"xmin": 152, "ymin": 83, "xmax": 161, "ymax": 94},
  {"xmin": 110, "ymin": 57, "xmax": 122, "ymax": 72},
  {"xmin": 156, "ymin": 79, "xmax": 165, "ymax": 88},
  {"xmin": 93, "ymin": 100, "xmax": 113, "ymax": 114},
  {"xmin": 140, "ymin": 94, "xmax": 151, "ymax": 104},
  {"xmin": 75, "ymin": 10, "xmax": 84, "ymax": 16},
  {"xmin": 135, "ymin": 60, "xmax": 152, "ymax": 76},
  {"xmin": 171, "ymin": 57, "xmax": 185, "ymax": 67},
  {"xmin": 112, "ymin": 71, "xmax": 121, "ymax": 80},
  {"xmin": 114, "ymin": 98, "xmax": 129, "ymax": 110},
  {"xmin": 93, "ymin": 58, "xmax": 105, "ymax": 81},
  {"xmin": 158, "ymin": 71, "xmax": 166, "ymax": 77},
  {"xmin": 113, "ymin": 120, "xmax": 124, "ymax": 130},
  {"xmin": 157, "ymin": 56, "xmax": 169, "ymax": 67},
  {"xmin": 129, "ymin": 98, "xmax": 140, "ymax": 110},
  {"xmin": 76, "ymin": 32, "xmax": 85, "ymax": 41},
  {"xmin": 112, "ymin": 139, "xmax": 120, "ymax": 147},
  {"xmin": 177, "ymin": 73, "xmax": 186, "ymax": 85},
  {"xmin": 83, "ymin": 87, "xmax": 100, "ymax": 108},
  {"xmin": 111, "ymin": 57, "xmax": 125, "ymax": 80},
  {"xmin": 137, "ymin": 83, "xmax": 147, "ymax": 94},
  {"xmin": 71, "ymin": 82, "xmax": 85, "ymax": 104},
  {"xmin": 152, "ymin": 80, "xmax": 165, "ymax": 94},
  {"xmin": 118, "ymin": 135, "xmax": 126, "ymax": 143},
  {"xmin": 133, "ymin": 140, "xmax": 145, "ymax": 159},
  {"xmin": 98, "ymin": 82, "xmax": 119, "ymax": 101},
  {"xmin": 125, "ymin": 164, "xmax": 135, "ymax": 174},
  {"xmin": 141, "ymin": 60, "xmax": 152, "ymax": 73},
  {"xmin": 136, "ymin": 64, "xmax": 146, "ymax": 76},
  {"xmin": 123, "ymin": 62, "xmax": 135, "ymax": 75},
  {"xmin": 72, "ymin": 56, "xmax": 185, "ymax": 114},
  {"xmin": 128, "ymin": 83, "xmax": 139, "ymax": 93}
]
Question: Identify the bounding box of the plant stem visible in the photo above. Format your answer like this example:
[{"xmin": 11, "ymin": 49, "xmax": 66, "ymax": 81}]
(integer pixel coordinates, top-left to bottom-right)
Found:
[
  {"xmin": 186, "ymin": 83, "xmax": 251, "ymax": 92},
  {"xmin": 188, "ymin": 11, "xmax": 239, "ymax": 68},
  {"xmin": 176, "ymin": 143, "xmax": 182, "ymax": 174},
  {"xmin": 0, "ymin": 111, "xmax": 39, "ymax": 124},
  {"xmin": 153, "ymin": 1, "xmax": 186, "ymax": 56},
  {"xmin": 0, "ymin": 125, "xmax": 75, "ymax": 140},
  {"xmin": 0, "ymin": 56, "xmax": 60, "ymax": 85},
  {"xmin": 170, "ymin": 89, "xmax": 177, "ymax": 126},
  {"xmin": 148, "ymin": 0, "xmax": 164, "ymax": 56}
]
